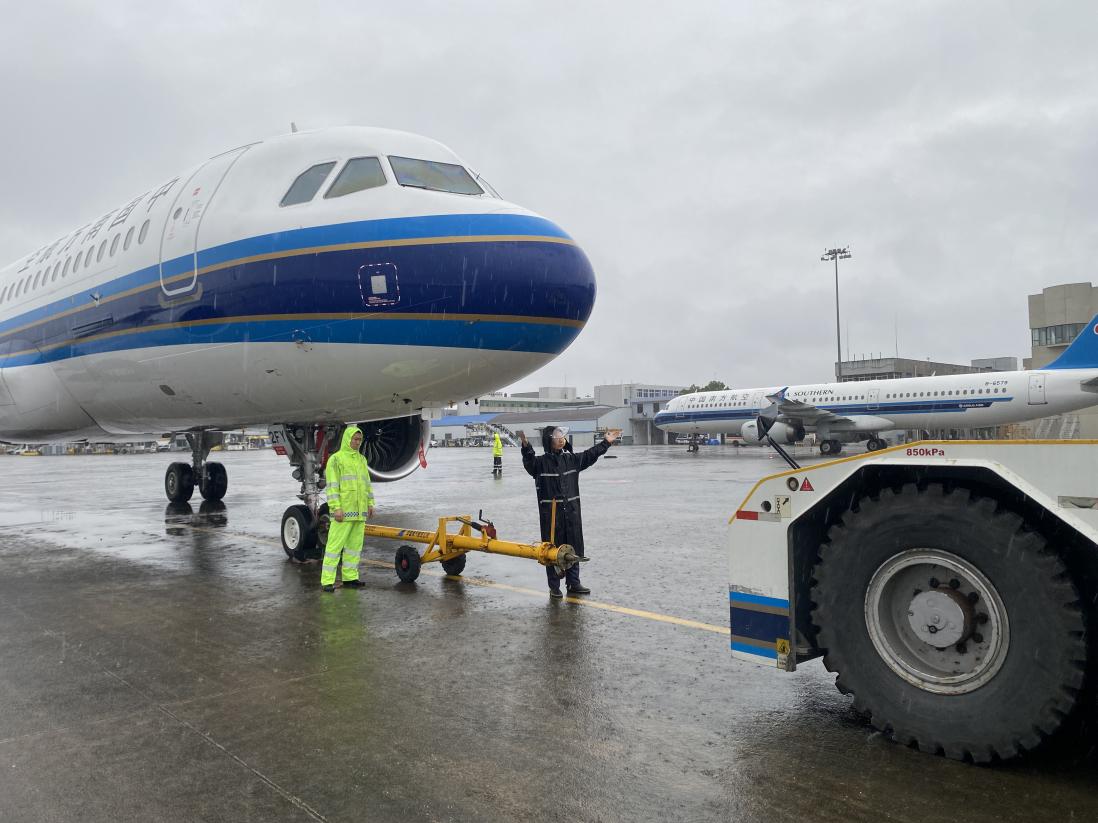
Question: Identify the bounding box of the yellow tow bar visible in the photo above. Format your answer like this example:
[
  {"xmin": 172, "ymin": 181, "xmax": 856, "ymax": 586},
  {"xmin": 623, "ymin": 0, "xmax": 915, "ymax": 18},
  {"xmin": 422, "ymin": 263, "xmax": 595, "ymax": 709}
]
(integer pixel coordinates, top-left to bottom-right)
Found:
[{"xmin": 362, "ymin": 510, "xmax": 585, "ymax": 583}]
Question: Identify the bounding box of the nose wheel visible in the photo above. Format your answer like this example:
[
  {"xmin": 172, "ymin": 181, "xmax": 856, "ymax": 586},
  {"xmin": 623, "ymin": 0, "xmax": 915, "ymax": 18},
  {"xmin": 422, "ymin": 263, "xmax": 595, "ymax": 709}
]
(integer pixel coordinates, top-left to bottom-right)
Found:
[{"xmin": 281, "ymin": 505, "xmax": 318, "ymax": 560}]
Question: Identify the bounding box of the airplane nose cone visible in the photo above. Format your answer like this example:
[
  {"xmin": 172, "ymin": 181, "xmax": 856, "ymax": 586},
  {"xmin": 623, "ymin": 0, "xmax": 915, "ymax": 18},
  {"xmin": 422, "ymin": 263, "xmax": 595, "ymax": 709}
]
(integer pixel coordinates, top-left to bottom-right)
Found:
[{"xmin": 456, "ymin": 212, "xmax": 596, "ymax": 356}]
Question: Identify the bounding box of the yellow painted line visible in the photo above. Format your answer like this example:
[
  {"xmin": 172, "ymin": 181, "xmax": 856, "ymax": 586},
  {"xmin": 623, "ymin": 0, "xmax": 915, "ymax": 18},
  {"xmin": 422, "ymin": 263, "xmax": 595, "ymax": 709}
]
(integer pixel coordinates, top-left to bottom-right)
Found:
[
  {"xmin": 198, "ymin": 525, "xmax": 730, "ymax": 636},
  {"xmin": 0, "ymin": 233, "xmax": 576, "ymax": 339}
]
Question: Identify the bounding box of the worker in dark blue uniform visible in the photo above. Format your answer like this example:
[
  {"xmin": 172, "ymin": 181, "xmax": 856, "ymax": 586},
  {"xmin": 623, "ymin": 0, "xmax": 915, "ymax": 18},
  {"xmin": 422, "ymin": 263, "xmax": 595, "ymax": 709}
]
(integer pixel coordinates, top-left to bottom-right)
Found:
[{"xmin": 520, "ymin": 425, "xmax": 621, "ymax": 598}]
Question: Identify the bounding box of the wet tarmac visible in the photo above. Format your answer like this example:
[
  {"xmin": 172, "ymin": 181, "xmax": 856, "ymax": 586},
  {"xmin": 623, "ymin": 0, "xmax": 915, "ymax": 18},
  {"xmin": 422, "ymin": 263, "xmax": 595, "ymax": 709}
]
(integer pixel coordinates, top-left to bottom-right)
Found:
[{"xmin": 0, "ymin": 445, "xmax": 1095, "ymax": 822}]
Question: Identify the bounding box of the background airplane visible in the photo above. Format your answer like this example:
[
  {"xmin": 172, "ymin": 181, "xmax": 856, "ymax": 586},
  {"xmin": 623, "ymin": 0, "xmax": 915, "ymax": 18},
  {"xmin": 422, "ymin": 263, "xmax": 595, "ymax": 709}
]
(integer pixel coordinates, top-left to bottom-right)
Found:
[
  {"xmin": 656, "ymin": 314, "xmax": 1098, "ymax": 455},
  {"xmin": 0, "ymin": 127, "xmax": 596, "ymax": 554}
]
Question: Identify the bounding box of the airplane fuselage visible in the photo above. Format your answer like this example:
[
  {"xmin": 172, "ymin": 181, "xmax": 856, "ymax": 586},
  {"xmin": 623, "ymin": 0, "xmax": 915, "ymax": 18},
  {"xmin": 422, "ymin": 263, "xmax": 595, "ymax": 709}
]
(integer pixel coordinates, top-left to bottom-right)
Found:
[
  {"xmin": 0, "ymin": 128, "xmax": 596, "ymax": 441},
  {"xmin": 655, "ymin": 369, "xmax": 1098, "ymax": 438}
]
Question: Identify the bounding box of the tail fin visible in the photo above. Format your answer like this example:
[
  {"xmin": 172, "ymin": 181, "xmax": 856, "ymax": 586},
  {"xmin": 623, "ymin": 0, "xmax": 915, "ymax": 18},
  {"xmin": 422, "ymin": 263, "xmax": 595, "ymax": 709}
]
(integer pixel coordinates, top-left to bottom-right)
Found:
[{"xmin": 1046, "ymin": 315, "xmax": 1098, "ymax": 369}]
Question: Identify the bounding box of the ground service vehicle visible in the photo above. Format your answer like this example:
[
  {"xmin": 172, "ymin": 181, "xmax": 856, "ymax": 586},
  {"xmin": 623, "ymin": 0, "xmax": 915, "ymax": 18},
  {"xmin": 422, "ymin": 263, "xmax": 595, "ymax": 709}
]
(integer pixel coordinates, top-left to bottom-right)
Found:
[{"xmin": 729, "ymin": 441, "xmax": 1097, "ymax": 762}]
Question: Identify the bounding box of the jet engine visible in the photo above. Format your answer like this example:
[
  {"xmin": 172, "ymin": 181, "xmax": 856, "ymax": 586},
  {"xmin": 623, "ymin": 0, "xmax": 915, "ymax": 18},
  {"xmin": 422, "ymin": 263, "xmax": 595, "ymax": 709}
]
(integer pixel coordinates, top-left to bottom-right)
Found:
[
  {"xmin": 356, "ymin": 414, "xmax": 431, "ymax": 482},
  {"xmin": 740, "ymin": 420, "xmax": 805, "ymax": 445}
]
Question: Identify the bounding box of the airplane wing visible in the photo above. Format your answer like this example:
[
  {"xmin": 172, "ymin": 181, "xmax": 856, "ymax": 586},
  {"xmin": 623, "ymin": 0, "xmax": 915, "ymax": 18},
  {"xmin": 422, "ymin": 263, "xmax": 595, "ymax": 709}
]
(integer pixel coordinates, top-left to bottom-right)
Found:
[
  {"xmin": 764, "ymin": 393, "xmax": 836, "ymax": 425},
  {"xmin": 761, "ymin": 389, "xmax": 891, "ymax": 432}
]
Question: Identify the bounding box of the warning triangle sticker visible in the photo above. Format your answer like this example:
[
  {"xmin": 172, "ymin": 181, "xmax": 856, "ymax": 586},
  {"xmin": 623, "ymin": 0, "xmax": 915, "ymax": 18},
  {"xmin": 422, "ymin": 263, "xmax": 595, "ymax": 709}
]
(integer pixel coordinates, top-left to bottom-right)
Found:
[{"xmin": 799, "ymin": 478, "xmax": 814, "ymax": 492}]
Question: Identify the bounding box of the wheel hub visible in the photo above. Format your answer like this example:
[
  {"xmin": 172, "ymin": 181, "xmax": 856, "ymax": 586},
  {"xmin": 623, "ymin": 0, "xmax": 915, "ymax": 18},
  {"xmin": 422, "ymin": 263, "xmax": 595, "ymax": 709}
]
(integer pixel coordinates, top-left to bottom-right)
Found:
[
  {"xmin": 865, "ymin": 549, "xmax": 1010, "ymax": 694},
  {"xmin": 284, "ymin": 518, "xmax": 301, "ymax": 548},
  {"xmin": 906, "ymin": 588, "xmax": 972, "ymax": 648}
]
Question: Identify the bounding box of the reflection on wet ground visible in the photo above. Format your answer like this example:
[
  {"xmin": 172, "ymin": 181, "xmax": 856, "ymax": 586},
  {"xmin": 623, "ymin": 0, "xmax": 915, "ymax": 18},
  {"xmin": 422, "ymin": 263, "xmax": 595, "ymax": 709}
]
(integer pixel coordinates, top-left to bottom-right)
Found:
[{"xmin": 0, "ymin": 447, "xmax": 1094, "ymax": 822}]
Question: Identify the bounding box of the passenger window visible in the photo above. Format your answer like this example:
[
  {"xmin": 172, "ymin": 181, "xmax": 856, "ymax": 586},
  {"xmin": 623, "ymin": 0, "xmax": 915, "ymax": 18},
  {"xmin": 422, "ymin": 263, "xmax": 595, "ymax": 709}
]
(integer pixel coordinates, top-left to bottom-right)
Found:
[
  {"xmin": 124, "ymin": 226, "xmax": 135, "ymax": 250},
  {"xmin": 280, "ymin": 162, "xmax": 337, "ymax": 206},
  {"xmin": 388, "ymin": 155, "xmax": 484, "ymax": 195},
  {"xmin": 139, "ymin": 219, "xmax": 150, "ymax": 244},
  {"xmin": 110, "ymin": 233, "xmax": 120, "ymax": 256},
  {"xmin": 326, "ymin": 157, "xmax": 386, "ymax": 198}
]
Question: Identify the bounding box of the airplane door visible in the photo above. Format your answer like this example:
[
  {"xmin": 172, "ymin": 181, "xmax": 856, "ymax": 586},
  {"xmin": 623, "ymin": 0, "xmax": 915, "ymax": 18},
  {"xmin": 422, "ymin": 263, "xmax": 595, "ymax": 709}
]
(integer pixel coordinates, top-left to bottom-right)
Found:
[
  {"xmin": 867, "ymin": 388, "xmax": 880, "ymax": 410},
  {"xmin": 159, "ymin": 146, "xmax": 250, "ymax": 297},
  {"xmin": 1028, "ymin": 374, "xmax": 1047, "ymax": 405}
]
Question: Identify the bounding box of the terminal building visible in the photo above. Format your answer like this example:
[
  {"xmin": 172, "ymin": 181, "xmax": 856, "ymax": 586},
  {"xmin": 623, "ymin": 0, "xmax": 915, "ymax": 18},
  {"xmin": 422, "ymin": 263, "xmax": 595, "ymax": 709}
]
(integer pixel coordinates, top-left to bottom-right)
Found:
[{"xmin": 433, "ymin": 383, "xmax": 685, "ymax": 447}]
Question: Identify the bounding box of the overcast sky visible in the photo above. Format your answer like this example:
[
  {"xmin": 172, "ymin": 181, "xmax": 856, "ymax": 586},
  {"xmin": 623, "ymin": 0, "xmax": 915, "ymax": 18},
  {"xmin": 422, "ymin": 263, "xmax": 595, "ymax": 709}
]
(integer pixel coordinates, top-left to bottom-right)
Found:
[{"xmin": 3, "ymin": 2, "xmax": 1096, "ymax": 394}]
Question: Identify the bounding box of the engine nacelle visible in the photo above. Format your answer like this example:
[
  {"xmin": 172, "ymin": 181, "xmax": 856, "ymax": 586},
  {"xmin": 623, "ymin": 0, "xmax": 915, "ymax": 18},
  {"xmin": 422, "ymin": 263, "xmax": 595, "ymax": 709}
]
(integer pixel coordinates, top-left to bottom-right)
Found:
[
  {"xmin": 357, "ymin": 414, "xmax": 431, "ymax": 482},
  {"xmin": 740, "ymin": 420, "xmax": 805, "ymax": 445}
]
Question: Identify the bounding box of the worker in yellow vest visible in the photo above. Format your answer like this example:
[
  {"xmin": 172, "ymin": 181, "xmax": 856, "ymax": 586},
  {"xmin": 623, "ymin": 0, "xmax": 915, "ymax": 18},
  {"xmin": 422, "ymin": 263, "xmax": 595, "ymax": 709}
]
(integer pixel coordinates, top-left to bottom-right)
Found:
[
  {"xmin": 322, "ymin": 425, "xmax": 375, "ymax": 592},
  {"xmin": 492, "ymin": 432, "xmax": 504, "ymax": 476}
]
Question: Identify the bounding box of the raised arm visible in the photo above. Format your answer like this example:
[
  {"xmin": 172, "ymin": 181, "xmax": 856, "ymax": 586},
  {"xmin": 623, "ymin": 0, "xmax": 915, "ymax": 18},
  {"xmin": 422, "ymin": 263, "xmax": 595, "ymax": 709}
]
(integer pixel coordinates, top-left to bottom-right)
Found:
[
  {"xmin": 520, "ymin": 431, "xmax": 538, "ymax": 477},
  {"xmin": 576, "ymin": 429, "xmax": 621, "ymax": 471}
]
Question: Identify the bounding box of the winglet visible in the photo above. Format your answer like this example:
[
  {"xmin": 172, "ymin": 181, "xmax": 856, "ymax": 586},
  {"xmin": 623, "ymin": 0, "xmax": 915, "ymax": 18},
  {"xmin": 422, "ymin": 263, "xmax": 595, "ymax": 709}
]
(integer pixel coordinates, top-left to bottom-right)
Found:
[
  {"xmin": 1046, "ymin": 315, "xmax": 1098, "ymax": 370},
  {"xmin": 766, "ymin": 386, "xmax": 789, "ymax": 403}
]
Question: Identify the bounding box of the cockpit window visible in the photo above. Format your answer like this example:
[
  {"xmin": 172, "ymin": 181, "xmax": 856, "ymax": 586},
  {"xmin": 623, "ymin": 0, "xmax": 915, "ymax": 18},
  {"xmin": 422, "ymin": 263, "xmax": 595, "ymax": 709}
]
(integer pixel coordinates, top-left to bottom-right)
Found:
[
  {"xmin": 280, "ymin": 162, "xmax": 337, "ymax": 206},
  {"xmin": 388, "ymin": 156, "xmax": 484, "ymax": 196},
  {"xmin": 325, "ymin": 157, "xmax": 386, "ymax": 199}
]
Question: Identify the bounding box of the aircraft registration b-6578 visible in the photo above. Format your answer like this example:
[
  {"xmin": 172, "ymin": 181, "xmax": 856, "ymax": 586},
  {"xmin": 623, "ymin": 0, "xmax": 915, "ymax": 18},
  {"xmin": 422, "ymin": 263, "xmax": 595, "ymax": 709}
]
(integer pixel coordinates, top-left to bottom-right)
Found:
[
  {"xmin": 0, "ymin": 127, "xmax": 596, "ymax": 555},
  {"xmin": 656, "ymin": 317, "xmax": 1098, "ymax": 455}
]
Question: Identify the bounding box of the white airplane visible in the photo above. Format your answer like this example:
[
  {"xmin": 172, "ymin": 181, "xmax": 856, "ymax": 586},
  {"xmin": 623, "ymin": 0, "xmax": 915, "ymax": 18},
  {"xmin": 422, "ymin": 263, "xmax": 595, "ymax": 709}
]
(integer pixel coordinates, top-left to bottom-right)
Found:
[
  {"xmin": 656, "ymin": 317, "xmax": 1098, "ymax": 455},
  {"xmin": 0, "ymin": 127, "xmax": 596, "ymax": 554}
]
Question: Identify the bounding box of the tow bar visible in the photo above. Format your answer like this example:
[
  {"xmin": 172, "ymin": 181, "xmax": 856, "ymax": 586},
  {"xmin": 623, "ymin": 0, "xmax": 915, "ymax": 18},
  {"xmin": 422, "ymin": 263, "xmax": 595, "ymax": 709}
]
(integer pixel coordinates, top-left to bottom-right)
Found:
[{"xmin": 363, "ymin": 509, "xmax": 587, "ymax": 583}]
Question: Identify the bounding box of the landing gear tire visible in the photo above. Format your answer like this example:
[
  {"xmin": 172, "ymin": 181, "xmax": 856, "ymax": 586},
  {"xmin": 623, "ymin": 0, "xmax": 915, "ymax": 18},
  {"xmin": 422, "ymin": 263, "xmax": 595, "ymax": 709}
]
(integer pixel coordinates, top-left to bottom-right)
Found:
[
  {"xmin": 314, "ymin": 503, "xmax": 330, "ymax": 552},
  {"xmin": 819, "ymin": 439, "xmax": 842, "ymax": 456},
  {"xmin": 866, "ymin": 438, "xmax": 886, "ymax": 452},
  {"xmin": 395, "ymin": 545, "xmax": 422, "ymax": 583},
  {"xmin": 200, "ymin": 461, "xmax": 228, "ymax": 501},
  {"xmin": 165, "ymin": 462, "xmax": 194, "ymax": 502},
  {"xmin": 441, "ymin": 554, "xmax": 467, "ymax": 576},
  {"xmin": 281, "ymin": 505, "xmax": 317, "ymax": 560},
  {"xmin": 811, "ymin": 483, "xmax": 1087, "ymax": 762}
]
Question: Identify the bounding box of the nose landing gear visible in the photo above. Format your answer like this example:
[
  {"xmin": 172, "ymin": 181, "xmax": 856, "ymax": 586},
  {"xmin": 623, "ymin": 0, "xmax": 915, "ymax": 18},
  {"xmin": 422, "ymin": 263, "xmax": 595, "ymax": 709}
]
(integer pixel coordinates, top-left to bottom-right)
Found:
[{"xmin": 270, "ymin": 424, "xmax": 341, "ymax": 560}]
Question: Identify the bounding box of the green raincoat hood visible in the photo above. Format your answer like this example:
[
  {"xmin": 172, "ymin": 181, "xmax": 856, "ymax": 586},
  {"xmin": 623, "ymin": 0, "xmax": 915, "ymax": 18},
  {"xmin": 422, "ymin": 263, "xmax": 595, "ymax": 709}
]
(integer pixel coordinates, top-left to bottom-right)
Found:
[{"xmin": 340, "ymin": 425, "xmax": 363, "ymax": 452}]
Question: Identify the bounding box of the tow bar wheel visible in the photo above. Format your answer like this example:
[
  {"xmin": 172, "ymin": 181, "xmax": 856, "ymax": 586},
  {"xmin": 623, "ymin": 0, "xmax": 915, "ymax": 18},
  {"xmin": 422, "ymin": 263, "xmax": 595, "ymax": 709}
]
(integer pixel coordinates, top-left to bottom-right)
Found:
[
  {"xmin": 395, "ymin": 544, "xmax": 422, "ymax": 583},
  {"xmin": 440, "ymin": 554, "xmax": 467, "ymax": 576}
]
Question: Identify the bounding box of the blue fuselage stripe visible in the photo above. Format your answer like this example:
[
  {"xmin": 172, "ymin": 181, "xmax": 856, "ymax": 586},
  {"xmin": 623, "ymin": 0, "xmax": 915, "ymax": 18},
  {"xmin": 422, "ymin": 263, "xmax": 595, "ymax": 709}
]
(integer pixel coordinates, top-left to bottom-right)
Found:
[{"xmin": 0, "ymin": 214, "xmax": 595, "ymax": 367}]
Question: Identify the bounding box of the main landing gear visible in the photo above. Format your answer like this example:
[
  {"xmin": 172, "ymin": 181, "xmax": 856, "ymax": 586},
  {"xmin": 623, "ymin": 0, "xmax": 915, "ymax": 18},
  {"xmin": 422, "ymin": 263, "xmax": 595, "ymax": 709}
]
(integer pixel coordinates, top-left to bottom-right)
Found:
[
  {"xmin": 165, "ymin": 431, "xmax": 228, "ymax": 503},
  {"xmin": 866, "ymin": 437, "xmax": 887, "ymax": 452},
  {"xmin": 270, "ymin": 424, "xmax": 342, "ymax": 561},
  {"xmin": 818, "ymin": 439, "xmax": 843, "ymax": 456}
]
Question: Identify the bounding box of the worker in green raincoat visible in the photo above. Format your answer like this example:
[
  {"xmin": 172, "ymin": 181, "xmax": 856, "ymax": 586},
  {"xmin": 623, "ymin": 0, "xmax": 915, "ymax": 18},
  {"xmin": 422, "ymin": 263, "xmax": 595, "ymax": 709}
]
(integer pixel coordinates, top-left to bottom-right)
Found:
[
  {"xmin": 322, "ymin": 425, "xmax": 375, "ymax": 592},
  {"xmin": 492, "ymin": 432, "xmax": 504, "ymax": 476}
]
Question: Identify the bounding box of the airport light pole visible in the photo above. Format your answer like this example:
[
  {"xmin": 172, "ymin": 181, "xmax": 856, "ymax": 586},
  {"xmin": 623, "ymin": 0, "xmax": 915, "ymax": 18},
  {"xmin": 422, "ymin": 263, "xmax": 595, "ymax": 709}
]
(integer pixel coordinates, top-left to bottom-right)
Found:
[{"xmin": 821, "ymin": 247, "xmax": 852, "ymax": 380}]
